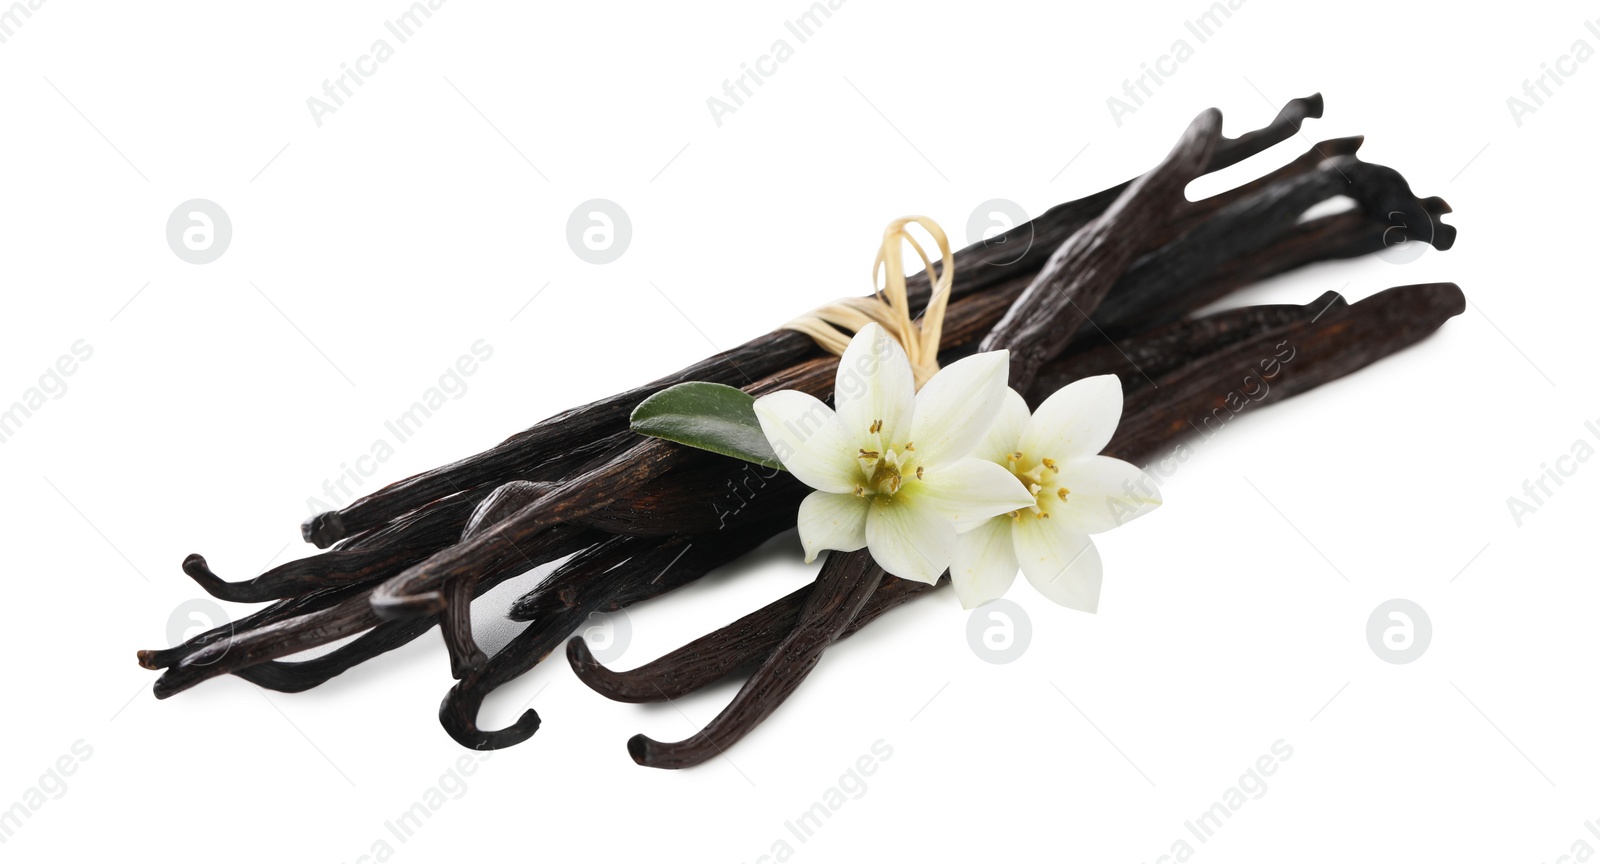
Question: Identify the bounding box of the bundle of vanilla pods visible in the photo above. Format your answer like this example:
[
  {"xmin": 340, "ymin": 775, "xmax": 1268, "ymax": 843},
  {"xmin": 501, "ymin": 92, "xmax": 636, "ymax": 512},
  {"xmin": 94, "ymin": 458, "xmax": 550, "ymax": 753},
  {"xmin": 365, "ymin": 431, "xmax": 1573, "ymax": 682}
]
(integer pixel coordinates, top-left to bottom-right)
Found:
[{"xmin": 139, "ymin": 94, "xmax": 1462, "ymax": 765}]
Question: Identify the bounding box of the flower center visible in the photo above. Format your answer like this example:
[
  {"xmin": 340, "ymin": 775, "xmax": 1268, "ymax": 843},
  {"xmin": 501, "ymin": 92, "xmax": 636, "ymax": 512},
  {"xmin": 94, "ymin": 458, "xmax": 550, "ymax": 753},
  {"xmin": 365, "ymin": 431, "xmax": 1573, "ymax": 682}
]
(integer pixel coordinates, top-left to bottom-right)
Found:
[
  {"xmin": 853, "ymin": 421, "xmax": 921, "ymax": 498},
  {"xmin": 1004, "ymin": 451, "xmax": 1066, "ymax": 519}
]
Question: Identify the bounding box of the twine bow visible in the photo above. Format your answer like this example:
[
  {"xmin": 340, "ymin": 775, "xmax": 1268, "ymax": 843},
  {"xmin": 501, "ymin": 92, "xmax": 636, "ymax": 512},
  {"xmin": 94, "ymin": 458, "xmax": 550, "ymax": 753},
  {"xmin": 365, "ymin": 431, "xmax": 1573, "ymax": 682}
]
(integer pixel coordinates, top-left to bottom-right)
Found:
[{"xmin": 783, "ymin": 216, "xmax": 955, "ymax": 389}]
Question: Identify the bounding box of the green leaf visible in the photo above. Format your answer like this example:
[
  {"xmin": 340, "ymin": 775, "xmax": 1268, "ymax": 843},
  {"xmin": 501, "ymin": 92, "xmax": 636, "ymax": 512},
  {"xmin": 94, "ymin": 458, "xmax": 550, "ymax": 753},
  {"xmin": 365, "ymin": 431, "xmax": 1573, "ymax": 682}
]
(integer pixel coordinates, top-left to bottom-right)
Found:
[{"xmin": 630, "ymin": 382, "xmax": 786, "ymax": 471}]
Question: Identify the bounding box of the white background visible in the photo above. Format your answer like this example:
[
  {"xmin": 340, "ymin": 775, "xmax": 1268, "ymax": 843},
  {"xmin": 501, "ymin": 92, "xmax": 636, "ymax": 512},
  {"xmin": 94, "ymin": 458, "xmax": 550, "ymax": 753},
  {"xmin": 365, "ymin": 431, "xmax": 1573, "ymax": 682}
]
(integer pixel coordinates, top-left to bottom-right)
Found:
[{"xmin": 1, "ymin": 1, "xmax": 1595, "ymax": 861}]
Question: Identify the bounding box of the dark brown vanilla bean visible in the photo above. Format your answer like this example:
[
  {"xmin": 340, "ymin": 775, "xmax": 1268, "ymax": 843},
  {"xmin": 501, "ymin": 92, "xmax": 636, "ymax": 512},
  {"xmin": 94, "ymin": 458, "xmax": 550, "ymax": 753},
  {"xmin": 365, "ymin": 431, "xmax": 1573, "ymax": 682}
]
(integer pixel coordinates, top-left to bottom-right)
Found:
[
  {"xmin": 569, "ymin": 576, "xmax": 936, "ymax": 704},
  {"xmin": 142, "ymin": 438, "xmax": 628, "ymax": 673},
  {"xmin": 149, "ymin": 524, "xmax": 596, "ymax": 698},
  {"xmin": 440, "ymin": 574, "xmax": 487, "ymax": 678},
  {"xmin": 939, "ymin": 161, "xmax": 1444, "ymax": 363},
  {"xmin": 955, "ymin": 140, "xmax": 1452, "ymax": 357},
  {"xmin": 1026, "ymin": 291, "xmax": 1348, "ymax": 397},
  {"xmin": 232, "ymin": 499, "xmax": 615, "ymax": 692},
  {"xmin": 434, "ymin": 465, "xmax": 794, "ymax": 676},
  {"xmin": 1115, "ymin": 282, "xmax": 1467, "ymax": 456},
  {"xmin": 141, "ymin": 496, "xmax": 497, "ymax": 670},
  {"xmin": 942, "ymin": 94, "xmax": 1326, "ymax": 301},
  {"xmin": 153, "ymin": 595, "xmax": 380, "ymax": 699},
  {"xmin": 370, "ymin": 440, "xmax": 689, "ymax": 620},
  {"xmin": 179, "ymin": 493, "xmax": 488, "ymax": 604},
  {"xmin": 1168, "ymin": 198, "xmax": 1453, "ymax": 330},
  {"xmin": 1162, "ymin": 134, "xmax": 1363, "ymax": 238},
  {"xmin": 981, "ymin": 108, "xmax": 1222, "ymax": 386},
  {"xmin": 143, "ymin": 445, "xmax": 618, "ymax": 674},
  {"xmin": 1089, "ymin": 159, "xmax": 1455, "ymax": 341},
  {"xmin": 626, "ymin": 549, "xmax": 884, "ymax": 769},
  {"xmin": 304, "ymin": 96, "xmax": 1325, "ymax": 548},
  {"xmin": 566, "ymin": 283, "xmax": 1467, "ymax": 706},
  {"xmin": 439, "ymin": 522, "xmax": 790, "ymax": 749},
  {"xmin": 236, "ymin": 618, "xmax": 440, "ymax": 692},
  {"xmin": 137, "ymin": 580, "xmax": 374, "ymax": 671},
  {"xmin": 436, "ymin": 482, "xmax": 564, "ymax": 675},
  {"xmin": 438, "ymin": 535, "xmax": 650, "ymax": 750},
  {"xmin": 238, "ymin": 524, "xmax": 596, "ymax": 693}
]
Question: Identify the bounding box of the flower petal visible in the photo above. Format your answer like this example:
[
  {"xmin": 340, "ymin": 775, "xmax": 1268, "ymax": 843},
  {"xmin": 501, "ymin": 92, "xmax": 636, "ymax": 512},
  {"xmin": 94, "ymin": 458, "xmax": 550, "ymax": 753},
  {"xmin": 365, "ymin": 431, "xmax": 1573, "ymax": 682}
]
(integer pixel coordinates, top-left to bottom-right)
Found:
[
  {"xmin": 796, "ymin": 490, "xmax": 871, "ymax": 564},
  {"xmin": 907, "ymin": 349, "xmax": 1011, "ymax": 468},
  {"xmin": 951, "ymin": 516, "xmax": 1018, "ymax": 609},
  {"xmin": 864, "ymin": 495, "xmax": 956, "ymax": 584},
  {"xmin": 1020, "ymin": 374, "xmax": 1123, "ymax": 462},
  {"xmin": 972, "ymin": 387, "xmax": 1031, "ymax": 465},
  {"xmin": 1047, "ymin": 455, "xmax": 1162, "ymax": 534},
  {"xmin": 1013, "ymin": 517, "xmax": 1103, "ymax": 612},
  {"xmin": 910, "ymin": 457, "xmax": 1034, "ymax": 532},
  {"xmin": 834, "ymin": 323, "xmax": 916, "ymax": 445},
  {"xmin": 752, "ymin": 390, "xmax": 858, "ymax": 494}
]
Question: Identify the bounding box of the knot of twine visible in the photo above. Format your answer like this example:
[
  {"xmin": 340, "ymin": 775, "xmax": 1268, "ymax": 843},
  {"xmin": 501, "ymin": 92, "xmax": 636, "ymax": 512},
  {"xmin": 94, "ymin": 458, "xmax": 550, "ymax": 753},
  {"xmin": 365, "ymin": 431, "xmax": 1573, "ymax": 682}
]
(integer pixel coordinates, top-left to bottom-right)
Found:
[{"xmin": 783, "ymin": 216, "xmax": 955, "ymax": 389}]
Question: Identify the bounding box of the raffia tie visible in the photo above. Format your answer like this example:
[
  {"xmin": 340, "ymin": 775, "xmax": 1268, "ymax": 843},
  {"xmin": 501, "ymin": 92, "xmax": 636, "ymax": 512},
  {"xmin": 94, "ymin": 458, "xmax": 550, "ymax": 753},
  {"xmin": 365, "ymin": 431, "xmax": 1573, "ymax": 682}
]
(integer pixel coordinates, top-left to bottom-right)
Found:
[{"xmin": 783, "ymin": 216, "xmax": 954, "ymax": 390}]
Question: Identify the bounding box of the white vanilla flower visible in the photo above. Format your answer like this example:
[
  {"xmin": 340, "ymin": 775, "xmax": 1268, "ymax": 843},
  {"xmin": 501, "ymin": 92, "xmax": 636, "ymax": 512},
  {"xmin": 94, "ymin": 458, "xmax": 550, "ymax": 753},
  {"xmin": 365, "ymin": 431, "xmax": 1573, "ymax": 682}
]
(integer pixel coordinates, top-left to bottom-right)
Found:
[
  {"xmin": 951, "ymin": 376, "xmax": 1162, "ymax": 611},
  {"xmin": 752, "ymin": 323, "xmax": 1034, "ymax": 584}
]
